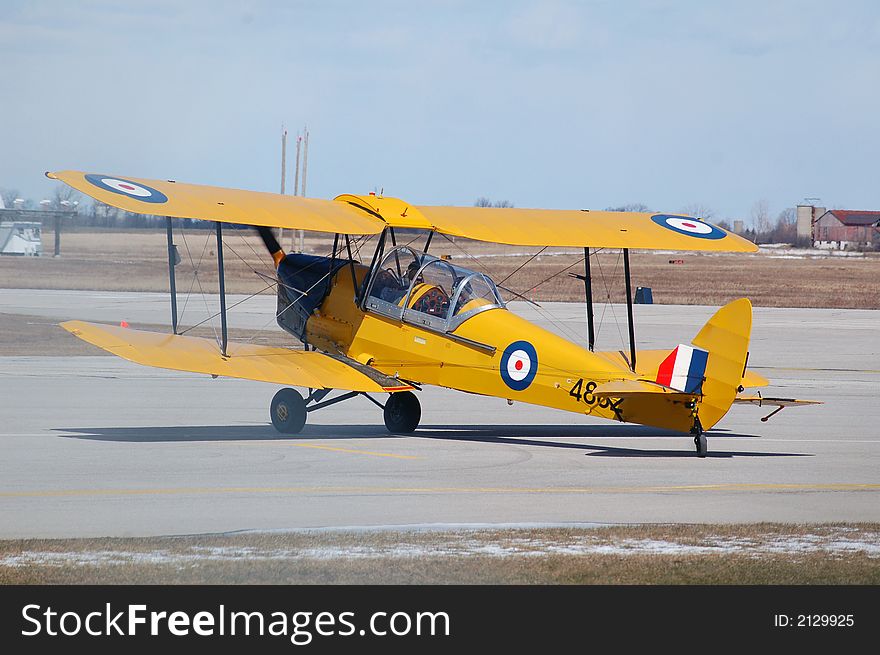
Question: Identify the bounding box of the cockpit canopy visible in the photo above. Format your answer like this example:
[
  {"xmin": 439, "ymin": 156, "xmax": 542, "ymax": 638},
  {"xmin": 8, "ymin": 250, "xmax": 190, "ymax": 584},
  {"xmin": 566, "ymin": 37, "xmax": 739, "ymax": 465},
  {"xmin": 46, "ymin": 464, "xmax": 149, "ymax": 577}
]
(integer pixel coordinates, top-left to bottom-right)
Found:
[{"xmin": 364, "ymin": 246, "xmax": 505, "ymax": 331}]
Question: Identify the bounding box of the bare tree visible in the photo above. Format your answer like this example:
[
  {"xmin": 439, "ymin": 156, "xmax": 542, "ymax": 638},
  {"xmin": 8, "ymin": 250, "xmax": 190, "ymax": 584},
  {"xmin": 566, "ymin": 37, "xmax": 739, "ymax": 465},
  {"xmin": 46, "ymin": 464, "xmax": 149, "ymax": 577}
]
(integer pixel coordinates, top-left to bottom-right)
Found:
[
  {"xmin": 474, "ymin": 197, "xmax": 514, "ymax": 208},
  {"xmin": 51, "ymin": 184, "xmax": 81, "ymax": 211},
  {"xmin": 605, "ymin": 203, "xmax": 651, "ymax": 212},
  {"xmin": 751, "ymin": 199, "xmax": 771, "ymax": 233},
  {"xmin": 1, "ymin": 188, "xmax": 20, "ymax": 209},
  {"xmin": 777, "ymin": 207, "xmax": 796, "ymax": 225},
  {"xmin": 680, "ymin": 203, "xmax": 715, "ymax": 220},
  {"xmin": 766, "ymin": 207, "xmax": 797, "ymax": 243}
]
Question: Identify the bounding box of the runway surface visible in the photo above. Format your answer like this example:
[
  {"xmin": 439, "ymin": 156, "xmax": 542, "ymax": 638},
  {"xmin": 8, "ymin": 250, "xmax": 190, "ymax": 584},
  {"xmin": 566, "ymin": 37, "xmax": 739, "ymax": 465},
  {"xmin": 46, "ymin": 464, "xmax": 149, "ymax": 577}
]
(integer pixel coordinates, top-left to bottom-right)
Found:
[{"xmin": 0, "ymin": 289, "xmax": 878, "ymax": 538}]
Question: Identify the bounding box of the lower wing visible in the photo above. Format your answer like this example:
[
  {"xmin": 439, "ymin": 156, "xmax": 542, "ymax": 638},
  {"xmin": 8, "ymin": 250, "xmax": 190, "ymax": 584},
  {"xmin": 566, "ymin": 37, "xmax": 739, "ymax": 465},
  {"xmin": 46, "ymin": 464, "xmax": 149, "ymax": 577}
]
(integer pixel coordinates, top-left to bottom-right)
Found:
[{"xmin": 61, "ymin": 321, "xmax": 412, "ymax": 393}]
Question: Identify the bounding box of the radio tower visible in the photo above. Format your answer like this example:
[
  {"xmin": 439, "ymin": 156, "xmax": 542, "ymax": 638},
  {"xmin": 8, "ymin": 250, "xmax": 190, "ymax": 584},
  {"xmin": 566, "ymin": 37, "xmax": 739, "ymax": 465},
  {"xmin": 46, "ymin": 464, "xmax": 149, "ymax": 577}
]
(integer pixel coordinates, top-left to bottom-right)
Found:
[
  {"xmin": 298, "ymin": 126, "xmax": 309, "ymax": 253},
  {"xmin": 279, "ymin": 125, "xmax": 287, "ymax": 247}
]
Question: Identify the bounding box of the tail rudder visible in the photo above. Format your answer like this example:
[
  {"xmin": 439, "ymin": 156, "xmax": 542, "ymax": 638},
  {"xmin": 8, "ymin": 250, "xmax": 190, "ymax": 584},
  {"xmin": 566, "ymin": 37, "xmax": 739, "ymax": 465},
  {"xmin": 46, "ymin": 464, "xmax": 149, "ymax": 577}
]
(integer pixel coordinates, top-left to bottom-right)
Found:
[{"xmin": 690, "ymin": 298, "xmax": 753, "ymax": 429}]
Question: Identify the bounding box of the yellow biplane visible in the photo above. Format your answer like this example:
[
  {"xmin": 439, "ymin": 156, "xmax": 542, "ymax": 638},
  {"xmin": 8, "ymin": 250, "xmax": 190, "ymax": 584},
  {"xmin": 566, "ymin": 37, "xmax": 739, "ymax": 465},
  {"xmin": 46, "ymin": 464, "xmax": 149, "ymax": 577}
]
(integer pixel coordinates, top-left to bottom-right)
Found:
[{"xmin": 48, "ymin": 170, "xmax": 818, "ymax": 456}]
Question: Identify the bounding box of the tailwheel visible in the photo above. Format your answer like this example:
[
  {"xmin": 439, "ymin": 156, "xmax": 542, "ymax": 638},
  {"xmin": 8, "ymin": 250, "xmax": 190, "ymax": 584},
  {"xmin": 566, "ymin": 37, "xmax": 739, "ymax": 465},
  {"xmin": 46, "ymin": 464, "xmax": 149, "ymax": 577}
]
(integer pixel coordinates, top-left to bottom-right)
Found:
[
  {"xmin": 691, "ymin": 416, "xmax": 707, "ymax": 457},
  {"xmin": 383, "ymin": 391, "xmax": 421, "ymax": 433},
  {"xmin": 270, "ymin": 387, "xmax": 307, "ymax": 434}
]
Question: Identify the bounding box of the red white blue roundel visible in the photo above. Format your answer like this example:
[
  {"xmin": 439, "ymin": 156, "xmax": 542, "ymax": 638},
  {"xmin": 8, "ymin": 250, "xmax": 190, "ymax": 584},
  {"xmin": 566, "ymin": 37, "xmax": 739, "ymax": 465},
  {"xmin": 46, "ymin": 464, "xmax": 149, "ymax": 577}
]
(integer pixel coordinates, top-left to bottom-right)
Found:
[
  {"xmin": 85, "ymin": 174, "xmax": 168, "ymax": 204},
  {"xmin": 500, "ymin": 340, "xmax": 538, "ymax": 391},
  {"xmin": 651, "ymin": 214, "xmax": 725, "ymax": 240}
]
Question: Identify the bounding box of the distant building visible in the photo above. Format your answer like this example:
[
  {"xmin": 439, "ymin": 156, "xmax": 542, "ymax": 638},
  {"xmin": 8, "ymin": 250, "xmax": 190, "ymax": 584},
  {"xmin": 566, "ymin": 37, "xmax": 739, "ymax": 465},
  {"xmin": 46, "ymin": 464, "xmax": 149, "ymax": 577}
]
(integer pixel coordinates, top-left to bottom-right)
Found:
[
  {"xmin": 813, "ymin": 210, "xmax": 880, "ymax": 250},
  {"xmin": 0, "ymin": 221, "xmax": 42, "ymax": 255},
  {"xmin": 796, "ymin": 204, "xmax": 826, "ymax": 241}
]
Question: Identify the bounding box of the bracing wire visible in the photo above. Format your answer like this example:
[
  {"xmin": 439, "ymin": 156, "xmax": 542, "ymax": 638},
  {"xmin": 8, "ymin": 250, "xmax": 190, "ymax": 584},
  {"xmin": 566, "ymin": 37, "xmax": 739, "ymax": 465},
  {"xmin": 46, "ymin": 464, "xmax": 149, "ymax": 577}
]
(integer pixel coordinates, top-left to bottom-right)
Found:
[
  {"xmin": 435, "ymin": 234, "xmax": 586, "ymax": 346},
  {"xmin": 496, "ymin": 247, "xmax": 547, "ymax": 287},
  {"xmin": 593, "ymin": 249, "xmax": 628, "ymax": 354},
  {"xmin": 177, "ymin": 226, "xmax": 221, "ymax": 348}
]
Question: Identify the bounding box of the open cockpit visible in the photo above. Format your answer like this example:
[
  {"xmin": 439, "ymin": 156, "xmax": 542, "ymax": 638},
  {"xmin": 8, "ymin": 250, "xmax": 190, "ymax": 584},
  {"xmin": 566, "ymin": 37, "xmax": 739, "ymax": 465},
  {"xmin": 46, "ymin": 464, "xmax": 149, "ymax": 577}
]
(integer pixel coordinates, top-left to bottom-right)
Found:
[{"xmin": 363, "ymin": 245, "xmax": 505, "ymax": 332}]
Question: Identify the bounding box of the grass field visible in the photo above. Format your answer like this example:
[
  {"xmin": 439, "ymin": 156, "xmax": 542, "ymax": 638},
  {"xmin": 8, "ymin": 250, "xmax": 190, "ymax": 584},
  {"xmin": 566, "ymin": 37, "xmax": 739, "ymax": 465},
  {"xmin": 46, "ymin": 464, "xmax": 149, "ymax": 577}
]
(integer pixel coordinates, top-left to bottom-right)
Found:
[
  {"xmin": 1, "ymin": 228, "xmax": 878, "ymax": 308},
  {"xmin": 2, "ymin": 524, "xmax": 878, "ymax": 584}
]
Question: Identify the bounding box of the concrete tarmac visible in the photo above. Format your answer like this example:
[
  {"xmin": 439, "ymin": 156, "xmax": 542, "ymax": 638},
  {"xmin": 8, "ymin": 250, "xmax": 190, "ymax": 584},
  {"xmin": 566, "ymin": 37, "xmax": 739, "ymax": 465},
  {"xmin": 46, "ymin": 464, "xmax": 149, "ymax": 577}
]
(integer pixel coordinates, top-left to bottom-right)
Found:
[{"xmin": 0, "ymin": 289, "xmax": 878, "ymax": 538}]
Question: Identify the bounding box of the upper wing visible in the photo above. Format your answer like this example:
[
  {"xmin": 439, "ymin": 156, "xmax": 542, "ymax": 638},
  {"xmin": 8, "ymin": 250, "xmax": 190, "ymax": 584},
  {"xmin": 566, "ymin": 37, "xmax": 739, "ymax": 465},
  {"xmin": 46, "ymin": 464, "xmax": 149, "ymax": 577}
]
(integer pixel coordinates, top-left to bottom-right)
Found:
[
  {"xmin": 47, "ymin": 171, "xmax": 384, "ymax": 235},
  {"xmin": 414, "ymin": 205, "xmax": 757, "ymax": 251},
  {"xmin": 61, "ymin": 321, "xmax": 411, "ymax": 393},
  {"xmin": 49, "ymin": 170, "xmax": 756, "ymax": 251},
  {"xmin": 336, "ymin": 194, "xmax": 757, "ymax": 252}
]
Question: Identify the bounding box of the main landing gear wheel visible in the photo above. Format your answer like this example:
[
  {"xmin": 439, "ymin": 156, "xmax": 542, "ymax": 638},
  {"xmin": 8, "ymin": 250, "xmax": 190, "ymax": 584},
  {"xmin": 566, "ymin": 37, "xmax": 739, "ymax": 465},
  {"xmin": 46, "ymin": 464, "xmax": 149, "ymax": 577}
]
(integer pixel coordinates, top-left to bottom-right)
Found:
[
  {"xmin": 383, "ymin": 391, "xmax": 421, "ymax": 433},
  {"xmin": 271, "ymin": 387, "xmax": 307, "ymax": 434}
]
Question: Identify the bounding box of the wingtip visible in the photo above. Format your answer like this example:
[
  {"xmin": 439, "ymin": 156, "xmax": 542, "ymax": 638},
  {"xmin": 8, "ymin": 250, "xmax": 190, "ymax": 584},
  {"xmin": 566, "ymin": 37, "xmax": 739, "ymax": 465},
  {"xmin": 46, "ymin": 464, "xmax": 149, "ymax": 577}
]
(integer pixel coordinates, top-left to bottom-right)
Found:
[
  {"xmin": 45, "ymin": 171, "xmax": 57, "ymax": 180},
  {"xmin": 59, "ymin": 320, "xmax": 83, "ymax": 335}
]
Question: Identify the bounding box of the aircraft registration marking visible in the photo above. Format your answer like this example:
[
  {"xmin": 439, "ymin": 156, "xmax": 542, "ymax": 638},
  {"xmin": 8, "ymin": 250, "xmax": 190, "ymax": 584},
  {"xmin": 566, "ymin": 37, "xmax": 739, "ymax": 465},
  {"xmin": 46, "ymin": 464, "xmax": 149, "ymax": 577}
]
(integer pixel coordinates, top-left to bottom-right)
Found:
[{"xmin": 568, "ymin": 378, "xmax": 622, "ymax": 412}]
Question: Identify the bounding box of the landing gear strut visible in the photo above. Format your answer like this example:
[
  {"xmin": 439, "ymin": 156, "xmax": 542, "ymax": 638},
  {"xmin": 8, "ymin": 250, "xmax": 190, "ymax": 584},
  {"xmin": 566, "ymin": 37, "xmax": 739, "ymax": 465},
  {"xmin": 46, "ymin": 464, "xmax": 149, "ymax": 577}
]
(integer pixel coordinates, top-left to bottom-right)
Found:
[{"xmin": 691, "ymin": 416, "xmax": 707, "ymax": 458}]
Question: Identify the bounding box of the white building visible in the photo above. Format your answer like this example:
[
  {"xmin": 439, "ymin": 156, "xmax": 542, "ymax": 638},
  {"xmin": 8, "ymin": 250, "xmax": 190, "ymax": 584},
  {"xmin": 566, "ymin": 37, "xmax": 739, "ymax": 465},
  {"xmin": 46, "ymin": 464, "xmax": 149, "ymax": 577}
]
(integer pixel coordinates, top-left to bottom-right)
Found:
[{"xmin": 0, "ymin": 221, "xmax": 43, "ymax": 256}]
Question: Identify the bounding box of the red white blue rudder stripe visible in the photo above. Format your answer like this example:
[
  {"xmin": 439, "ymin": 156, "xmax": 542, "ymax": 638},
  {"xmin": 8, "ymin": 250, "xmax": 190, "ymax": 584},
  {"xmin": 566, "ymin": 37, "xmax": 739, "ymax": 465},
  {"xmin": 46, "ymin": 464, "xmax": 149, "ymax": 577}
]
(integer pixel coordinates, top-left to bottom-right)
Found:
[{"xmin": 655, "ymin": 344, "xmax": 709, "ymax": 394}]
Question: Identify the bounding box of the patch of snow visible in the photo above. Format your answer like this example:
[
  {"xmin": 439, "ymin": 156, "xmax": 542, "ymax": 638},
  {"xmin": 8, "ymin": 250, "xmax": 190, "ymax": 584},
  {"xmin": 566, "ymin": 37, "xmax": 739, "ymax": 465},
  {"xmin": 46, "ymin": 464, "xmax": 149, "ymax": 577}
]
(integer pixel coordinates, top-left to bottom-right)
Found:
[{"xmin": 3, "ymin": 528, "xmax": 879, "ymax": 568}]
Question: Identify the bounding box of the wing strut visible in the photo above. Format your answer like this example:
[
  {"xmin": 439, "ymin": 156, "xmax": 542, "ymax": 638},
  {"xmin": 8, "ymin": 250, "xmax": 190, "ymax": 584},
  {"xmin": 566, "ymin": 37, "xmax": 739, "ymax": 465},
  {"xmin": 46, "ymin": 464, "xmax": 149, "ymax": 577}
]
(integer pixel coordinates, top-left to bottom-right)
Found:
[
  {"xmin": 215, "ymin": 221, "xmax": 228, "ymax": 357},
  {"xmin": 567, "ymin": 248, "xmax": 596, "ymax": 351},
  {"xmin": 584, "ymin": 247, "xmax": 595, "ymax": 351},
  {"xmin": 165, "ymin": 217, "xmax": 179, "ymax": 334},
  {"xmin": 623, "ymin": 248, "xmax": 637, "ymax": 372},
  {"xmin": 359, "ymin": 227, "xmax": 388, "ymax": 308},
  {"xmin": 344, "ymin": 234, "xmax": 359, "ymax": 304}
]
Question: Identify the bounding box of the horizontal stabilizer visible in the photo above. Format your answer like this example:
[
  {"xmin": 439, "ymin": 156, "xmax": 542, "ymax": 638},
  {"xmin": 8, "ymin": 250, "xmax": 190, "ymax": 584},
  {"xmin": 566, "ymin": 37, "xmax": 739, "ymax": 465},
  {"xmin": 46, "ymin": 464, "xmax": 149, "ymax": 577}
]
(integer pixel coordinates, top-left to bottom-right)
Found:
[
  {"xmin": 734, "ymin": 392, "xmax": 822, "ymax": 422},
  {"xmin": 592, "ymin": 379, "xmax": 697, "ymax": 400},
  {"xmin": 734, "ymin": 394, "xmax": 822, "ymax": 408},
  {"xmin": 61, "ymin": 320, "xmax": 411, "ymax": 393},
  {"xmin": 741, "ymin": 370, "xmax": 769, "ymax": 388}
]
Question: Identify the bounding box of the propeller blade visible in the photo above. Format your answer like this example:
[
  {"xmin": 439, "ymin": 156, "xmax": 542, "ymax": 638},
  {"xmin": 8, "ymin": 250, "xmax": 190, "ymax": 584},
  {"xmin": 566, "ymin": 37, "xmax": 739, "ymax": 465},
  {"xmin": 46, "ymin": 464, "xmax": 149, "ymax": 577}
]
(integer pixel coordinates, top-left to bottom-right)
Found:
[{"xmin": 255, "ymin": 226, "xmax": 286, "ymax": 267}]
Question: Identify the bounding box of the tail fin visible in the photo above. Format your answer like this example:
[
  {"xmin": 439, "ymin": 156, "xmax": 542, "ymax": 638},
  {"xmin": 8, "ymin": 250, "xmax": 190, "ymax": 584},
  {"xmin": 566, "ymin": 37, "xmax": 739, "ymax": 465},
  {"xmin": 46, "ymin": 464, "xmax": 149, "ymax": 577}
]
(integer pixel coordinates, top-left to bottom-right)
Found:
[
  {"xmin": 655, "ymin": 344, "xmax": 709, "ymax": 394},
  {"xmin": 690, "ymin": 298, "xmax": 752, "ymax": 429}
]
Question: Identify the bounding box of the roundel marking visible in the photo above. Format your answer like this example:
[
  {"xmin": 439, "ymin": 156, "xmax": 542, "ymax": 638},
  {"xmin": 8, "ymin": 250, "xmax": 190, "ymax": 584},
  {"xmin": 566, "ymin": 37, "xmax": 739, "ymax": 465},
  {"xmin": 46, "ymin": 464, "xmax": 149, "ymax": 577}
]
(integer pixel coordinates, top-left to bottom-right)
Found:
[
  {"xmin": 650, "ymin": 214, "xmax": 726, "ymax": 240},
  {"xmin": 500, "ymin": 340, "xmax": 538, "ymax": 391},
  {"xmin": 85, "ymin": 174, "xmax": 169, "ymax": 204}
]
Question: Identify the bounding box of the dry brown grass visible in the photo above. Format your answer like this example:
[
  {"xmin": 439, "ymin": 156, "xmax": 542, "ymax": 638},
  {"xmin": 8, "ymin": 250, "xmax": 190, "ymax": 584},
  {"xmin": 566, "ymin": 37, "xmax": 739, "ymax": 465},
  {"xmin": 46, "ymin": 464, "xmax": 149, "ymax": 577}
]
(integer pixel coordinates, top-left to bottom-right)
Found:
[
  {"xmin": 0, "ymin": 312, "xmax": 291, "ymax": 356},
  {"xmin": 2, "ymin": 524, "xmax": 878, "ymax": 585},
  {"xmin": 1, "ymin": 229, "xmax": 878, "ymax": 308}
]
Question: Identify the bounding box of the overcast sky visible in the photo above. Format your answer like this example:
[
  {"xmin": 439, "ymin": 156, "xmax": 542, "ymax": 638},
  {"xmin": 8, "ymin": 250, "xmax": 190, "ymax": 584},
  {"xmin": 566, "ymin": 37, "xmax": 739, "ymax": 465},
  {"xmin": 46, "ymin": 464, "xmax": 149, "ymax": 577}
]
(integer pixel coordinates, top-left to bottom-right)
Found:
[{"xmin": 2, "ymin": 0, "xmax": 879, "ymax": 220}]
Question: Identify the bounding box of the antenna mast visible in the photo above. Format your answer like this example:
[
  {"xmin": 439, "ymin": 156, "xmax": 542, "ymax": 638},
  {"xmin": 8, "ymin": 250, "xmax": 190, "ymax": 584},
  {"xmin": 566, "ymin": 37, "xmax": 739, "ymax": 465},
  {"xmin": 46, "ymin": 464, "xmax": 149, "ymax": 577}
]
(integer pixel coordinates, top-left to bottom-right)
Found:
[
  {"xmin": 298, "ymin": 126, "xmax": 309, "ymax": 253},
  {"xmin": 280, "ymin": 125, "xmax": 287, "ymax": 247}
]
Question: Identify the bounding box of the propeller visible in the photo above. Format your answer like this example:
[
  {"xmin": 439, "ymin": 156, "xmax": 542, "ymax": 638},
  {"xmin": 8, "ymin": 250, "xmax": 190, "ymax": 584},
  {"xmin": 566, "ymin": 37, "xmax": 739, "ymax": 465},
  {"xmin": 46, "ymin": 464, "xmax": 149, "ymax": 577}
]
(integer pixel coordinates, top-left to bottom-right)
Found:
[{"xmin": 255, "ymin": 226, "xmax": 286, "ymax": 267}]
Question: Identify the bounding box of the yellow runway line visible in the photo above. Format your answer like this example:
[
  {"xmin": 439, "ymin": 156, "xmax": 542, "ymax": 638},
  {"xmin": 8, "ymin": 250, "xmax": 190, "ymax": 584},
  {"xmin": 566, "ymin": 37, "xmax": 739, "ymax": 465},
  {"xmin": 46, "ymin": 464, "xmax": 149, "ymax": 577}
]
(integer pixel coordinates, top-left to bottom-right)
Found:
[
  {"xmin": 233, "ymin": 441, "xmax": 422, "ymax": 459},
  {"xmin": 293, "ymin": 443, "xmax": 422, "ymax": 460},
  {"xmin": 1, "ymin": 483, "xmax": 879, "ymax": 499}
]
